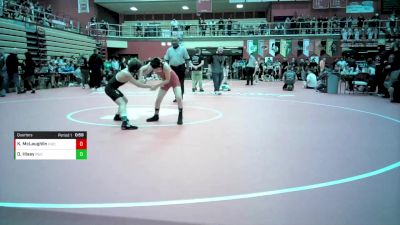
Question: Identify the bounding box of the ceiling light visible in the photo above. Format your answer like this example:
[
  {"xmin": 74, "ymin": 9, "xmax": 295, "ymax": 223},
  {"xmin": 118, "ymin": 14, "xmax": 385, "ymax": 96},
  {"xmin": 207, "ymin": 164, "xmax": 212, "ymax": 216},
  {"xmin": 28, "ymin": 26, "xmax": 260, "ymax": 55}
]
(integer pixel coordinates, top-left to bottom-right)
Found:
[
  {"xmin": 130, "ymin": 6, "xmax": 138, "ymax": 11},
  {"xmin": 182, "ymin": 5, "xmax": 189, "ymax": 10},
  {"xmin": 236, "ymin": 4, "xmax": 243, "ymax": 8}
]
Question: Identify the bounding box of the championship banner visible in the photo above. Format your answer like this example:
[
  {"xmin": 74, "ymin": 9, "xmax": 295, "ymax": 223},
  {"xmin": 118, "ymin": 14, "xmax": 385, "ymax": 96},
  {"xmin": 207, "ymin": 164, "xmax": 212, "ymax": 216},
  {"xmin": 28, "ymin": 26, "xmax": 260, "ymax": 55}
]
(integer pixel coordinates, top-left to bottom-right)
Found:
[
  {"xmin": 280, "ymin": 39, "xmax": 287, "ymax": 57},
  {"xmin": 197, "ymin": 0, "xmax": 212, "ymax": 13},
  {"xmin": 313, "ymin": 0, "xmax": 329, "ymax": 9},
  {"xmin": 330, "ymin": 0, "xmax": 346, "ymax": 8},
  {"xmin": 303, "ymin": 39, "xmax": 310, "ymax": 57},
  {"xmin": 309, "ymin": 39, "xmax": 315, "ymax": 55},
  {"xmin": 78, "ymin": 0, "xmax": 89, "ymax": 14},
  {"xmin": 247, "ymin": 40, "xmax": 258, "ymax": 54},
  {"xmin": 326, "ymin": 39, "xmax": 333, "ymax": 56},
  {"xmin": 327, "ymin": 39, "xmax": 338, "ymax": 56},
  {"xmin": 258, "ymin": 40, "xmax": 264, "ymax": 57},
  {"xmin": 286, "ymin": 39, "xmax": 292, "ymax": 57},
  {"xmin": 269, "ymin": 39, "xmax": 276, "ymax": 56},
  {"xmin": 292, "ymin": 40, "xmax": 298, "ymax": 57},
  {"xmin": 280, "ymin": 39, "xmax": 292, "ymax": 58},
  {"xmin": 297, "ymin": 40, "xmax": 303, "ymax": 56}
]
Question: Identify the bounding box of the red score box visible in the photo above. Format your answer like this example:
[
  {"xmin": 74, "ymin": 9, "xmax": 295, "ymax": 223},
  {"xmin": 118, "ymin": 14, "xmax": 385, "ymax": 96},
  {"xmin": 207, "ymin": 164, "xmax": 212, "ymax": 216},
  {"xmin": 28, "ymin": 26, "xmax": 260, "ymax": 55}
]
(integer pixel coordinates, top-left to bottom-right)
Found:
[{"xmin": 76, "ymin": 139, "xmax": 87, "ymax": 150}]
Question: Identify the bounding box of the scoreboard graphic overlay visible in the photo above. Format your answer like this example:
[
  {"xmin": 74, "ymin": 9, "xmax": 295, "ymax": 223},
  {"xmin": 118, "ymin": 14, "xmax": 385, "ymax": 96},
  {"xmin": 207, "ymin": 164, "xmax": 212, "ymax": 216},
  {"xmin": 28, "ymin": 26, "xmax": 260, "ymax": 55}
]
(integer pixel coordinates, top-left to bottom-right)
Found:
[{"xmin": 14, "ymin": 132, "xmax": 87, "ymax": 160}]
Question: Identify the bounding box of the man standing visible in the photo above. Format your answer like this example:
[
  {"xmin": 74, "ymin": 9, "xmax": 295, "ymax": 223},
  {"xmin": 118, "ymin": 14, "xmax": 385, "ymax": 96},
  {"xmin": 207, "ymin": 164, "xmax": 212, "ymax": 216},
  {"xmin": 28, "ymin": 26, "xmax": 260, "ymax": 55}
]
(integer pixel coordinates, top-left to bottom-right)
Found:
[
  {"xmin": 6, "ymin": 48, "xmax": 22, "ymax": 94},
  {"xmin": 88, "ymin": 49, "xmax": 103, "ymax": 90},
  {"xmin": 0, "ymin": 49, "xmax": 6, "ymax": 97},
  {"xmin": 208, "ymin": 47, "xmax": 226, "ymax": 95},
  {"xmin": 164, "ymin": 37, "xmax": 189, "ymax": 101},
  {"xmin": 190, "ymin": 48, "xmax": 204, "ymax": 92}
]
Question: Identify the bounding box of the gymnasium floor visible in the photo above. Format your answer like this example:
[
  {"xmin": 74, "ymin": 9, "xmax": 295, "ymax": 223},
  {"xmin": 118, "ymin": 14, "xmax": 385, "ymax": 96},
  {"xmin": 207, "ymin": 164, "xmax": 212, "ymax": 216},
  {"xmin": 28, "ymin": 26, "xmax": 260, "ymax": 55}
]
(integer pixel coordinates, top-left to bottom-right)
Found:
[{"xmin": 0, "ymin": 80, "xmax": 399, "ymax": 225}]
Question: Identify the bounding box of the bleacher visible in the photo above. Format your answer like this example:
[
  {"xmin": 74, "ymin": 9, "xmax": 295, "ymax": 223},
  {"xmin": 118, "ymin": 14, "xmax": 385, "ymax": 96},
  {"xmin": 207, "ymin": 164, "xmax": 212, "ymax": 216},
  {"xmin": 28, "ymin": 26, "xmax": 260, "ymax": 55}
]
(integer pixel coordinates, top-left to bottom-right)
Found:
[
  {"xmin": 44, "ymin": 27, "xmax": 96, "ymax": 58},
  {"xmin": 0, "ymin": 18, "xmax": 27, "ymax": 61},
  {"xmin": 0, "ymin": 17, "xmax": 99, "ymax": 90}
]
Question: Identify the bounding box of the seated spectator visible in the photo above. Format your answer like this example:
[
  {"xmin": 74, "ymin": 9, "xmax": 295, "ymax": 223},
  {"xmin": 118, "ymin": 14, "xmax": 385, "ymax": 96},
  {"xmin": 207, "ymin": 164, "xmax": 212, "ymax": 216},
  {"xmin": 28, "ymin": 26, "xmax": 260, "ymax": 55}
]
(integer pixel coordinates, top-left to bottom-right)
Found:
[
  {"xmin": 384, "ymin": 69, "xmax": 400, "ymax": 97},
  {"xmin": 366, "ymin": 58, "xmax": 376, "ymax": 92},
  {"xmin": 389, "ymin": 74, "xmax": 400, "ymax": 103},
  {"xmin": 282, "ymin": 65, "xmax": 296, "ymax": 91},
  {"xmin": 304, "ymin": 69, "xmax": 317, "ymax": 89},
  {"xmin": 73, "ymin": 65, "xmax": 82, "ymax": 84}
]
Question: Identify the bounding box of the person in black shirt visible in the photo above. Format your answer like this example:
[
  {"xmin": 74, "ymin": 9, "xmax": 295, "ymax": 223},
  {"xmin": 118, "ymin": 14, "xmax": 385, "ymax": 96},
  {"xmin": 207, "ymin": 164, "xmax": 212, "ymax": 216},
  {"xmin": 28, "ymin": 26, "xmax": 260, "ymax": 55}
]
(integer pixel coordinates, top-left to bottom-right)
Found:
[
  {"xmin": 190, "ymin": 48, "xmax": 205, "ymax": 92},
  {"xmin": 6, "ymin": 49, "xmax": 22, "ymax": 93},
  {"xmin": 21, "ymin": 52, "xmax": 36, "ymax": 94},
  {"xmin": 227, "ymin": 18, "xmax": 233, "ymax": 36},
  {"xmin": 79, "ymin": 55, "xmax": 89, "ymax": 89},
  {"xmin": 88, "ymin": 49, "xmax": 103, "ymax": 90}
]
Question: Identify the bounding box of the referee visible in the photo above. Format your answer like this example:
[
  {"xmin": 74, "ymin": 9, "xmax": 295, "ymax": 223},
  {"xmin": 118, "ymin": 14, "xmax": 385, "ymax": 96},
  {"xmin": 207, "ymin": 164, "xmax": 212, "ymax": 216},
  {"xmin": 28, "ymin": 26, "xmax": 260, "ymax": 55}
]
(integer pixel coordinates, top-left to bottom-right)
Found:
[{"xmin": 164, "ymin": 37, "xmax": 190, "ymax": 101}]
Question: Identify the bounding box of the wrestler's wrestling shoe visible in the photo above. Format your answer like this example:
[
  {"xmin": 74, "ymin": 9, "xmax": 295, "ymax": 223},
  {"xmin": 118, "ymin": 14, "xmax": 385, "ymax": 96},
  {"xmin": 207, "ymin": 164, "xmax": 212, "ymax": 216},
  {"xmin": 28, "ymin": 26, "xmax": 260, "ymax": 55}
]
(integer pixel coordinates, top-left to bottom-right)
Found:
[
  {"xmin": 146, "ymin": 115, "xmax": 159, "ymax": 122},
  {"xmin": 121, "ymin": 121, "xmax": 138, "ymax": 130}
]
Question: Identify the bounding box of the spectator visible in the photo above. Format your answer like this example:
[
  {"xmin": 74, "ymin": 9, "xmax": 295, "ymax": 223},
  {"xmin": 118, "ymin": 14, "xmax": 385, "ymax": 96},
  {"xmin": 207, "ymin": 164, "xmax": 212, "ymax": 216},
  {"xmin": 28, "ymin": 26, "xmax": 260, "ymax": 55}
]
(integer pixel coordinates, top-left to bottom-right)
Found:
[
  {"xmin": 0, "ymin": 49, "xmax": 6, "ymax": 97},
  {"xmin": 319, "ymin": 58, "xmax": 326, "ymax": 73},
  {"xmin": 217, "ymin": 18, "xmax": 224, "ymax": 35},
  {"xmin": 233, "ymin": 59, "xmax": 243, "ymax": 79},
  {"xmin": 304, "ymin": 69, "xmax": 317, "ymax": 89},
  {"xmin": 171, "ymin": 18, "xmax": 179, "ymax": 31},
  {"xmin": 21, "ymin": 51, "xmax": 36, "ymax": 93},
  {"xmin": 79, "ymin": 55, "xmax": 89, "ymax": 89},
  {"xmin": 283, "ymin": 65, "xmax": 296, "ymax": 91},
  {"xmin": 366, "ymin": 58, "xmax": 376, "ymax": 92},
  {"xmin": 6, "ymin": 48, "xmax": 22, "ymax": 93},
  {"xmin": 103, "ymin": 58, "xmax": 112, "ymax": 78},
  {"xmin": 73, "ymin": 65, "xmax": 82, "ymax": 86},
  {"xmin": 227, "ymin": 18, "xmax": 233, "ymax": 36},
  {"xmin": 120, "ymin": 57, "xmax": 127, "ymax": 70},
  {"xmin": 209, "ymin": 20, "xmax": 216, "ymax": 36},
  {"xmin": 200, "ymin": 19, "xmax": 207, "ymax": 36},
  {"xmin": 383, "ymin": 54, "xmax": 399, "ymax": 97},
  {"xmin": 245, "ymin": 51, "xmax": 257, "ymax": 86},
  {"xmin": 389, "ymin": 74, "xmax": 400, "ymax": 103},
  {"xmin": 111, "ymin": 57, "xmax": 120, "ymax": 75},
  {"xmin": 88, "ymin": 49, "xmax": 104, "ymax": 90},
  {"xmin": 45, "ymin": 4, "xmax": 52, "ymax": 20},
  {"xmin": 190, "ymin": 48, "xmax": 205, "ymax": 92},
  {"xmin": 47, "ymin": 59, "xmax": 57, "ymax": 88},
  {"xmin": 208, "ymin": 47, "xmax": 226, "ymax": 95}
]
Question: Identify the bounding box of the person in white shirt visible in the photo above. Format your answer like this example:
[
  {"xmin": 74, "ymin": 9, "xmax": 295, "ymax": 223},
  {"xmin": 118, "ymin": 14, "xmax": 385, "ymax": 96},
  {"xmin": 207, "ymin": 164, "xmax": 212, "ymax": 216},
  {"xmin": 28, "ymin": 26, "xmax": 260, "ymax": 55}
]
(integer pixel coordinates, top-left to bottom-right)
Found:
[
  {"xmin": 304, "ymin": 69, "xmax": 317, "ymax": 89},
  {"xmin": 171, "ymin": 19, "xmax": 179, "ymax": 31},
  {"xmin": 342, "ymin": 28, "xmax": 348, "ymax": 40},
  {"xmin": 111, "ymin": 58, "xmax": 120, "ymax": 75},
  {"xmin": 164, "ymin": 37, "xmax": 190, "ymax": 101},
  {"xmin": 245, "ymin": 51, "xmax": 257, "ymax": 85},
  {"xmin": 319, "ymin": 58, "xmax": 326, "ymax": 73}
]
